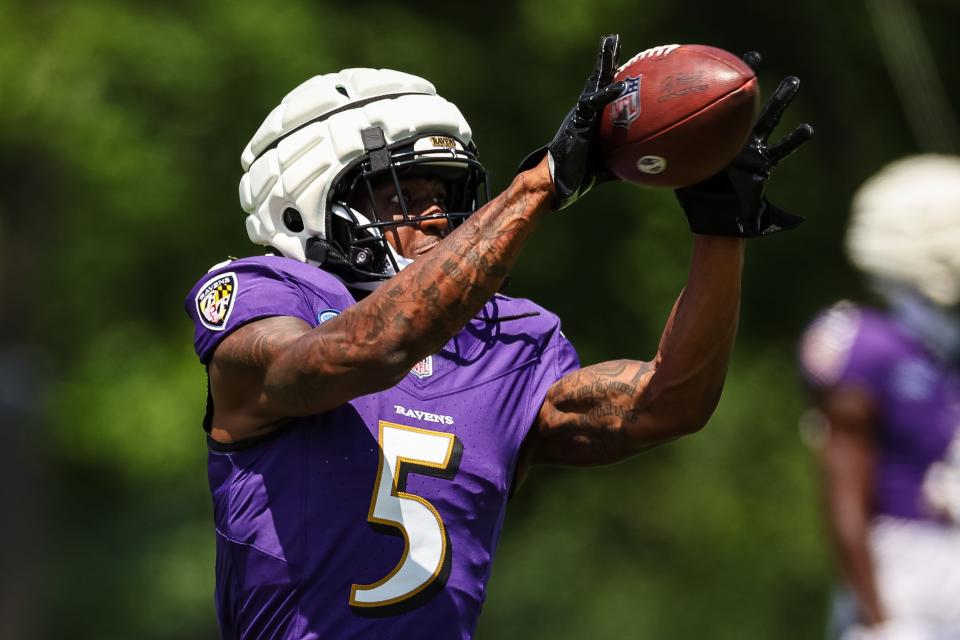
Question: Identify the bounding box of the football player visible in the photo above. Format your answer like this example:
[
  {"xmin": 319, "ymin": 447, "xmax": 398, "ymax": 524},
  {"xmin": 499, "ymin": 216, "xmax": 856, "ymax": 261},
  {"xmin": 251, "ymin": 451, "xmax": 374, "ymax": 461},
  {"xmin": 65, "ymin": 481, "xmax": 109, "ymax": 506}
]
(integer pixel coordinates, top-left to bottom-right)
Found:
[
  {"xmin": 186, "ymin": 35, "xmax": 811, "ymax": 638},
  {"xmin": 799, "ymin": 156, "xmax": 960, "ymax": 640}
]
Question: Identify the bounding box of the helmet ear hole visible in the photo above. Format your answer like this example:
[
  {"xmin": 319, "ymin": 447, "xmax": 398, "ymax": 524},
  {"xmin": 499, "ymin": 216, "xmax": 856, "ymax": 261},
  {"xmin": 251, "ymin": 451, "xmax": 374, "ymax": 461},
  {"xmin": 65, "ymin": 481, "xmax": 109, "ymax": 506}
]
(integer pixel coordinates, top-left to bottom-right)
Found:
[{"xmin": 283, "ymin": 208, "xmax": 305, "ymax": 233}]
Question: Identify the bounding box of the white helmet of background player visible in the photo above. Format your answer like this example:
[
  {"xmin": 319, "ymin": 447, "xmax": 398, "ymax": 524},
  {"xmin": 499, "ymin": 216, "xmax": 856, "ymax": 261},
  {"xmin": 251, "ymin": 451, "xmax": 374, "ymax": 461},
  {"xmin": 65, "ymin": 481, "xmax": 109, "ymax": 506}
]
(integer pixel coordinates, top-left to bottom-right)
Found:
[
  {"xmin": 239, "ymin": 68, "xmax": 488, "ymax": 289},
  {"xmin": 846, "ymin": 154, "xmax": 960, "ymax": 307}
]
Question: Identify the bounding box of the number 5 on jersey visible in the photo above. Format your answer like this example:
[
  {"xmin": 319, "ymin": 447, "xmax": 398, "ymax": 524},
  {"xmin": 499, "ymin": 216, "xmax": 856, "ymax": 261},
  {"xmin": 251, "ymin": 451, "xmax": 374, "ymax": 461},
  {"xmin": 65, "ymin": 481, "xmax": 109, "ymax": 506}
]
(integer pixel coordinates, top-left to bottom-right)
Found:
[{"xmin": 350, "ymin": 422, "xmax": 462, "ymax": 613}]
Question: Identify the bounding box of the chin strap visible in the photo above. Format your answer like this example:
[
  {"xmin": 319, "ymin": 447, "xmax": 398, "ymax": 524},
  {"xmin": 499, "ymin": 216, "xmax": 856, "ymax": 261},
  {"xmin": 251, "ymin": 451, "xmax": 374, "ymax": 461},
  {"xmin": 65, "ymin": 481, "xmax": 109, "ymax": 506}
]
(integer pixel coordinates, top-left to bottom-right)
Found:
[
  {"xmin": 305, "ymin": 237, "xmax": 352, "ymax": 270},
  {"xmin": 304, "ymin": 236, "xmax": 413, "ymax": 290}
]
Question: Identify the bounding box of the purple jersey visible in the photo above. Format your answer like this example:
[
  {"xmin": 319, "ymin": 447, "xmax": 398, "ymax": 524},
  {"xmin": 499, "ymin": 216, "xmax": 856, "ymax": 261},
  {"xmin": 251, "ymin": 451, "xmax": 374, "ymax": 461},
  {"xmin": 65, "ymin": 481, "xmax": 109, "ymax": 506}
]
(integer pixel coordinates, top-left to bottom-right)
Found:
[
  {"xmin": 185, "ymin": 256, "xmax": 579, "ymax": 639},
  {"xmin": 799, "ymin": 303, "xmax": 960, "ymax": 522}
]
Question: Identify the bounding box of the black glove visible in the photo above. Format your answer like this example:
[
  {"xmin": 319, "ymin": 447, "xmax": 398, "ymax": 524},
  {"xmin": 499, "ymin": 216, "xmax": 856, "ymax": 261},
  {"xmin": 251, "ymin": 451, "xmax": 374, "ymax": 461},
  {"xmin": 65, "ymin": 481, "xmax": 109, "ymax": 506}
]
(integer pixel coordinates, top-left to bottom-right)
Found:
[
  {"xmin": 675, "ymin": 52, "xmax": 814, "ymax": 237},
  {"xmin": 519, "ymin": 34, "xmax": 626, "ymax": 210}
]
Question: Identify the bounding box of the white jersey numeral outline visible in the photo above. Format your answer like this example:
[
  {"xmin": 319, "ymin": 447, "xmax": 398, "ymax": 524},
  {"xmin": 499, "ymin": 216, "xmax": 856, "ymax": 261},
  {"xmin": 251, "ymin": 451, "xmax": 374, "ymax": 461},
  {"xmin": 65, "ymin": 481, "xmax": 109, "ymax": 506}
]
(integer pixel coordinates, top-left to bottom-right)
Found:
[{"xmin": 349, "ymin": 421, "xmax": 461, "ymax": 610}]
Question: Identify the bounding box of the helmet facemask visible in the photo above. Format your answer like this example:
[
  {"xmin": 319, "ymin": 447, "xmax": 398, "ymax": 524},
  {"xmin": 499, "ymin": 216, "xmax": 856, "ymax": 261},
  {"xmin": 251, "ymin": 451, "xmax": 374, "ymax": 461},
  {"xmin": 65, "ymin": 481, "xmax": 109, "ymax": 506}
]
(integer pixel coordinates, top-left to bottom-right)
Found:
[{"xmin": 313, "ymin": 127, "xmax": 489, "ymax": 289}]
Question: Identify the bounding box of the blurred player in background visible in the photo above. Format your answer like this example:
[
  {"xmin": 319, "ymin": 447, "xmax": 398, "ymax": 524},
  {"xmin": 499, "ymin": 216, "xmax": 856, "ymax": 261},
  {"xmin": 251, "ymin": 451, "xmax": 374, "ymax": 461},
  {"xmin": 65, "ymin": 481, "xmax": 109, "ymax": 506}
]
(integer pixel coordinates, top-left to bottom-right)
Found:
[
  {"xmin": 186, "ymin": 35, "xmax": 811, "ymax": 638},
  {"xmin": 799, "ymin": 156, "xmax": 960, "ymax": 640}
]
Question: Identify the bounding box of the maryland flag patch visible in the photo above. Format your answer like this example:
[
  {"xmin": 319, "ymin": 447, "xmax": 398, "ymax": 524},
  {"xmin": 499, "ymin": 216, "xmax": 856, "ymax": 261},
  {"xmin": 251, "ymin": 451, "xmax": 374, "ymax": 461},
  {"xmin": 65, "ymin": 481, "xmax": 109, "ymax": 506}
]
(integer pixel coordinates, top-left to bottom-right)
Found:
[{"xmin": 195, "ymin": 272, "xmax": 238, "ymax": 331}]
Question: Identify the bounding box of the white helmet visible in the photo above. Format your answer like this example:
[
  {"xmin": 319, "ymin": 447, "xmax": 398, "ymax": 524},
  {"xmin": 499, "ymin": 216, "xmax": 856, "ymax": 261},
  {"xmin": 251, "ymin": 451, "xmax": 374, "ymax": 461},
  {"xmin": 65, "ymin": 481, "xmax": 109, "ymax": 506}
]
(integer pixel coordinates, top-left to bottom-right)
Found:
[
  {"xmin": 846, "ymin": 154, "xmax": 960, "ymax": 307},
  {"xmin": 239, "ymin": 68, "xmax": 488, "ymax": 289}
]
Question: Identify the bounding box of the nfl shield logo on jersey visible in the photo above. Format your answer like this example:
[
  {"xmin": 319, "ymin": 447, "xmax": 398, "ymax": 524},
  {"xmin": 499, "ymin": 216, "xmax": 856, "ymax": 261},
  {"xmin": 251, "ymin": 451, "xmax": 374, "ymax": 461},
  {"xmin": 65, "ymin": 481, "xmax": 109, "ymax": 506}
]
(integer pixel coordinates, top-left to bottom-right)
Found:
[
  {"xmin": 411, "ymin": 355, "xmax": 433, "ymax": 379},
  {"xmin": 196, "ymin": 272, "xmax": 238, "ymax": 331},
  {"xmin": 612, "ymin": 76, "xmax": 642, "ymax": 128}
]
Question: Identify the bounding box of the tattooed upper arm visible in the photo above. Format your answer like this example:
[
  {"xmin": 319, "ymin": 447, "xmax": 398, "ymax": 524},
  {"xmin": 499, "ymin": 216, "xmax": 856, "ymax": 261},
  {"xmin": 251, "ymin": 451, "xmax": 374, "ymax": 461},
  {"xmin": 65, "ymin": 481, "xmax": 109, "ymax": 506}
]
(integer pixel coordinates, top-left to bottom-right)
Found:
[
  {"xmin": 212, "ymin": 316, "xmax": 310, "ymax": 376},
  {"xmin": 207, "ymin": 316, "xmax": 314, "ymax": 441},
  {"xmin": 208, "ymin": 310, "xmax": 420, "ymax": 442},
  {"xmin": 526, "ymin": 358, "xmax": 695, "ymax": 467}
]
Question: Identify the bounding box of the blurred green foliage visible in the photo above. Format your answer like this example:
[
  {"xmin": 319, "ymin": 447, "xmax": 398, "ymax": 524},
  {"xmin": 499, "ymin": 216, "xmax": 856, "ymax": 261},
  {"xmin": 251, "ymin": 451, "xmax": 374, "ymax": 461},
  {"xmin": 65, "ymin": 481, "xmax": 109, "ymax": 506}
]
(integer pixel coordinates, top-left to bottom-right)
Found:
[{"xmin": 2, "ymin": 0, "xmax": 958, "ymax": 637}]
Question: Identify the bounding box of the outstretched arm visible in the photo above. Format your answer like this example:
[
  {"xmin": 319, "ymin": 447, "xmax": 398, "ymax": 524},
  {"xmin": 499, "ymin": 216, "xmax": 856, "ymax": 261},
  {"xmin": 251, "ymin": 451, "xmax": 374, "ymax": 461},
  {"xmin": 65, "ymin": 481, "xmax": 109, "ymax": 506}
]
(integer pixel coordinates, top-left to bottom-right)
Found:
[
  {"xmin": 208, "ymin": 36, "xmax": 626, "ymax": 443},
  {"xmin": 524, "ymin": 235, "xmax": 743, "ymax": 467},
  {"xmin": 209, "ymin": 162, "xmax": 554, "ymax": 441},
  {"xmin": 520, "ymin": 57, "xmax": 813, "ymax": 471}
]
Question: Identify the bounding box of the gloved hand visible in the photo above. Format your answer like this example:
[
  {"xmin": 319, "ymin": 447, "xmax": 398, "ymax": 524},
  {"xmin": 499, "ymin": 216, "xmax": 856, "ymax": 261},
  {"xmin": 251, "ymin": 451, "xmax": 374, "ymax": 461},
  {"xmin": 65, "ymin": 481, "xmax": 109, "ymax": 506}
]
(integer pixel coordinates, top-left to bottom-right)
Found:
[
  {"xmin": 675, "ymin": 52, "xmax": 814, "ymax": 237},
  {"xmin": 519, "ymin": 34, "xmax": 626, "ymax": 210}
]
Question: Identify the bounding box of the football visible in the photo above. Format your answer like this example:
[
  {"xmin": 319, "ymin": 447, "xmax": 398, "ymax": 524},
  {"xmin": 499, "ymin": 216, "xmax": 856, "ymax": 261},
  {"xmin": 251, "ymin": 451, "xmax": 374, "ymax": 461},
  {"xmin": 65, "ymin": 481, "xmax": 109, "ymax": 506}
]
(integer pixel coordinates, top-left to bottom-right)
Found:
[{"xmin": 598, "ymin": 44, "xmax": 760, "ymax": 188}]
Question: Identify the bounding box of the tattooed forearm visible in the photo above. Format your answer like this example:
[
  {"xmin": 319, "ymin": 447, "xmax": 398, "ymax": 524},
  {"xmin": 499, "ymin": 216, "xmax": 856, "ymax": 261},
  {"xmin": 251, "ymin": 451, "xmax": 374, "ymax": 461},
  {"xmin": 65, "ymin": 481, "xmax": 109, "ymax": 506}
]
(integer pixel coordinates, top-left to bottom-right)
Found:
[
  {"xmin": 333, "ymin": 170, "xmax": 549, "ymax": 371},
  {"xmin": 531, "ymin": 237, "xmax": 745, "ymax": 468}
]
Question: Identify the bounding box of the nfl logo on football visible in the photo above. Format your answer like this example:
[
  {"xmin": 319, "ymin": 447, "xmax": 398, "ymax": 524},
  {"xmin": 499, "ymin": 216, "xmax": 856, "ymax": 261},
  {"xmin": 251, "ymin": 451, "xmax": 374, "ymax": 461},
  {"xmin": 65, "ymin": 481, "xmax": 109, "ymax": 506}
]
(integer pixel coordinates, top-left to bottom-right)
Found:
[
  {"xmin": 411, "ymin": 356, "xmax": 433, "ymax": 379},
  {"xmin": 612, "ymin": 76, "xmax": 642, "ymax": 128}
]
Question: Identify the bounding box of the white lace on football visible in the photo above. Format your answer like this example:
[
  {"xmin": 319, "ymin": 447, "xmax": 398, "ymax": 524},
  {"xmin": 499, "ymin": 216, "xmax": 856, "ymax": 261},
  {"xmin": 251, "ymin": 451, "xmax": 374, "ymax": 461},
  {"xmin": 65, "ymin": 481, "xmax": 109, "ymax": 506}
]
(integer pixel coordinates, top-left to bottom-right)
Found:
[{"xmin": 618, "ymin": 44, "xmax": 681, "ymax": 71}]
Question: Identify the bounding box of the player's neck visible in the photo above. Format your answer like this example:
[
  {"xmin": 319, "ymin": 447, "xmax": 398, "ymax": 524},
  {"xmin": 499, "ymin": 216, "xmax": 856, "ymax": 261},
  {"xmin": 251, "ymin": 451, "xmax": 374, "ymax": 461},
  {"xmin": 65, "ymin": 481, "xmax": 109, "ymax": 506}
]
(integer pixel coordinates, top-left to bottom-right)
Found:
[{"xmin": 885, "ymin": 285, "xmax": 960, "ymax": 363}]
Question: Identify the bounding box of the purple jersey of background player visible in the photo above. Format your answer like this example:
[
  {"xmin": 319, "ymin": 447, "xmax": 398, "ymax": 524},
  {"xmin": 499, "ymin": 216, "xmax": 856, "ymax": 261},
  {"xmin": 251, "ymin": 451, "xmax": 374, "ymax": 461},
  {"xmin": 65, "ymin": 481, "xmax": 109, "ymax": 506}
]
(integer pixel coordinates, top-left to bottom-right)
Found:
[
  {"xmin": 186, "ymin": 256, "xmax": 578, "ymax": 638},
  {"xmin": 799, "ymin": 303, "xmax": 960, "ymax": 522}
]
